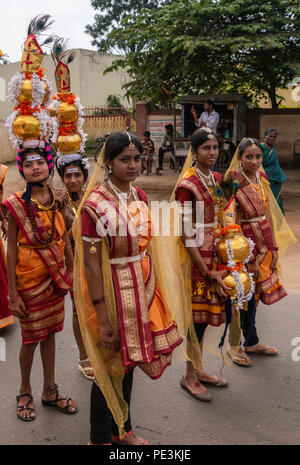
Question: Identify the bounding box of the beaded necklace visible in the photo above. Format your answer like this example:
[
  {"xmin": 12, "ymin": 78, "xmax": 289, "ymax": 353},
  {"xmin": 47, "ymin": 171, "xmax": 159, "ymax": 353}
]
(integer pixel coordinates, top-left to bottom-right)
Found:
[
  {"xmin": 27, "ymin": 185, "xmax": 57, "ymax": 245},
  {"xmin": 195, "ymin": 167, "xmax": 223, "ymax": 225},
  {"xmin": 67, "ymin": 190, "xmax": 83, "ymax": 216}
]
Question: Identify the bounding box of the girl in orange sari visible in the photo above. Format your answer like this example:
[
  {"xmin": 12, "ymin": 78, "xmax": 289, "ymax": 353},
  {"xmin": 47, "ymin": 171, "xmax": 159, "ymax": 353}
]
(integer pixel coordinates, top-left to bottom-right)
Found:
[
  {"xmin": 0, "ymin": 163, "xmax": 14, "ymax": 330},
  {"xmin": 75, "ymin": 132, "xmax": 182, "ymax": 445},
  {"xmin": 223, "ymin": 138, "xmax": 287, "ymax": 366},
  {"xmin": 4, "ymin": 140, "xmax": 78, "ymax": 421}
]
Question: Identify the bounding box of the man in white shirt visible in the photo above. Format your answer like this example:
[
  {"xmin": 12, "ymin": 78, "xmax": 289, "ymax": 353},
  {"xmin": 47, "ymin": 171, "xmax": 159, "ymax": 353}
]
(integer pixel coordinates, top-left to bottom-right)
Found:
[{"xmin": 196, "ymin": 99, "xmax": 219, "ymax": 133}]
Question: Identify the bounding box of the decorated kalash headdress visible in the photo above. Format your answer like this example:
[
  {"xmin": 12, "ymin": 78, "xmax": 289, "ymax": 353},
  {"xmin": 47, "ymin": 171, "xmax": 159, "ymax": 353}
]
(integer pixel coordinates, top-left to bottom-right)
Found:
[
  {"xmin": 5, "ymin": 15, "xmax": 55, "ymax": 202},
  {"xmin": 50, "ymin": 38, "xmax": 88, "ymax": 171},
  {"xmin": 5, "ymin": 15, "xmax": 55, "ymax": 149}
]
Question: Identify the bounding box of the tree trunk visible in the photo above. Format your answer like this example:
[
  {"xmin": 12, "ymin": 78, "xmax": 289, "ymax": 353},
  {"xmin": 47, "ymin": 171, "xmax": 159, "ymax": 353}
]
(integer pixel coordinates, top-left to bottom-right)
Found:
[{"xmin": 267, "ymin": 84, "xmax": 279, "ymax": 109}]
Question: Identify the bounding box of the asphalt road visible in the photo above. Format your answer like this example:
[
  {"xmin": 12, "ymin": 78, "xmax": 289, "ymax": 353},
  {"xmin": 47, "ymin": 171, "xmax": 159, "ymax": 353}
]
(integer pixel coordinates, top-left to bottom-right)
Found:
[{"xmin": 0, "ymin": 290, "xmax": 299, "ymax": 446}]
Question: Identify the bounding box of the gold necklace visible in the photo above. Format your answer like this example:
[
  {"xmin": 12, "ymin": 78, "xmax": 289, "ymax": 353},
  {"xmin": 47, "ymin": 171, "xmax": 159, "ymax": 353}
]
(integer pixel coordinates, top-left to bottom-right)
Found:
[
  {"xmin": 67, "ymin": 191, "xmax": 82, "ymax": 215},
  {"xmin": 31, "ymin": 185, "xmax": 55, "ymax": 211}
]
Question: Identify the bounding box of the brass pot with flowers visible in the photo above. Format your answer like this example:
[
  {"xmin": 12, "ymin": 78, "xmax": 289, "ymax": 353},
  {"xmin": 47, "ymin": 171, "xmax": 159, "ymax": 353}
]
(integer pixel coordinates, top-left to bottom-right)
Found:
[{"xmin": 214, "ymin": 196, "xmax": 255, "ymax": 309}]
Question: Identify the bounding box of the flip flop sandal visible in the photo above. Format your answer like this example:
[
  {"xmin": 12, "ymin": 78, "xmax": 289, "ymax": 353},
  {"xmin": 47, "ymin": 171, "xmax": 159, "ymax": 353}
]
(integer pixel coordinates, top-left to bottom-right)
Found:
[
  {"xmin": 78, "ymin": 359, "xmax": 94, "ymax": 380},
  {"xmin": 226, "ymin": 346, "xmax": 252, "ymax": 367},
  {"xmin": 198, "ymin": 375, "xmax": 229, "ymax": 388},
  {"xmin": 112, "ymin": 430, "xmax": 149, "ymax": 445},
  {"xmin": 245, "ymin": 344, "xmax": 278, "ymax": 355},
  {"xmin": 16, "ymin": 393, "xmax": 36, "ymax": 422}
]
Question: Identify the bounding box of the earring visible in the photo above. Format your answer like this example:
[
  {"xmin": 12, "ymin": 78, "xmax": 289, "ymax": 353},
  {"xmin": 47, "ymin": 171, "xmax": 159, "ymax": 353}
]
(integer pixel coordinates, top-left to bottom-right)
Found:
[{"xmin": 238, "ymin": 161, "xmax": 242, "ymax": 172}]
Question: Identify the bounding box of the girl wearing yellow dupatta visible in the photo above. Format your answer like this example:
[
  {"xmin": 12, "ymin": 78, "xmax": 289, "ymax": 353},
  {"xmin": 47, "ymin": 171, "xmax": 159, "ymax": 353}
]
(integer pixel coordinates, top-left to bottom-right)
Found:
[
  {"xmin": 74, "ymin": 132, "xmax": 183, "ymax": 445},
  {"xmin": 173, "ymin": 128, "xmax": 230, "ymax": 402},
  {"xmin": 0, "ymin": 163, "xmax": 14, "ymax": 330},
  {"xmin": 4, "ymin": 140, "xmax": 78, "ymax": 421},
  {"xmin": 223, "ymin": 138, "xmax": 296, "ymax": 366}
]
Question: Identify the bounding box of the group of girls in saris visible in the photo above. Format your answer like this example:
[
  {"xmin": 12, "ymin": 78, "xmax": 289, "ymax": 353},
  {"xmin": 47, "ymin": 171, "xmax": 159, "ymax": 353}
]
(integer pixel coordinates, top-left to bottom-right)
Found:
[{"xmin": 3, "ymin": 127, "xmax": 293, "ymax": 445}]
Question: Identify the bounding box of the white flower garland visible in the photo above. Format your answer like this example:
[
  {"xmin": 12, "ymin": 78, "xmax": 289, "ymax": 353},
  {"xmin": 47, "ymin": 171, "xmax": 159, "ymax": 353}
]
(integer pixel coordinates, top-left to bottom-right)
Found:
[
  {"xmin": 7, "ymin": 73, "xmax": 24, "ymax": 105},
  {"xmin": 31, "ymin": 73, "xmax": 45, "ymax": 108},
  {"xmin": 33, "ymin": 109, "xmax": 49, "ymax": 140},
  {"xmin": 42, "ymin": 77, "xmax": 53, "ymax": 109}
]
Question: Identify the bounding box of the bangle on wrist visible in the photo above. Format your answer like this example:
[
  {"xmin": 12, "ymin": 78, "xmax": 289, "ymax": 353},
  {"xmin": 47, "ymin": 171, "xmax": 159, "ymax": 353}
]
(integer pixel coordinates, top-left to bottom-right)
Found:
[
  {"xmin": 205, "ymin": 270, "xmax": 211, "ymax": 279},
  {"xmin": 8, "ymin": 294, "xmax": 19, "ymax": 303},
  {"xmin": 272, "ymin": 247, "xmax": 278, "ymax": 251}
]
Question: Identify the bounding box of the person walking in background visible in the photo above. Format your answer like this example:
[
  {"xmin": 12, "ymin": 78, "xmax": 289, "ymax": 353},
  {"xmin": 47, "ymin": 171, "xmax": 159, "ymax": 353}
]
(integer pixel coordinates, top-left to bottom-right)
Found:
[{"xmin": 261, "ymin": 128, "xmax": 286, "ymax": 213}]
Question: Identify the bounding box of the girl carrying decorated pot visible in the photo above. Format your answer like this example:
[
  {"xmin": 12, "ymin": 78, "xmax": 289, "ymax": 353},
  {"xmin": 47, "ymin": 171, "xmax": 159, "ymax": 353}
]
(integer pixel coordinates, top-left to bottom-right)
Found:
[
  {"xmin": 174, "ymin": 128, "xmax": 230, "ymax": 402},
  {"xmin": 223, "ymin": 138, "xmax": 296, "ymax": 366},
  {"xmin": 4, "ymin": 16, "xmax": 77, "ymax": 421}
]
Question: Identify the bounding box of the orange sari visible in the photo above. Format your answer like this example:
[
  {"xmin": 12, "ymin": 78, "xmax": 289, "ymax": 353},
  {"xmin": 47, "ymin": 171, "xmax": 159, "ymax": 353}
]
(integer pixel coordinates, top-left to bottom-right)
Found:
[
  {"xmin": 81, "ymin": 184, "xmax": 182, "ymax": 379},
  {"xmin": 3, "ymin": 190, "xmax": 71, "ymax": 344}
]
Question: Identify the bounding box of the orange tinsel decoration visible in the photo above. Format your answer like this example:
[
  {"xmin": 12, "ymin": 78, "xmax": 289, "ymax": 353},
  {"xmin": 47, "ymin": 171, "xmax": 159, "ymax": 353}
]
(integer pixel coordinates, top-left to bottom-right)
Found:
[
  {"xmin": 14, "ymin": 102, "xmax": 43, "ymax": 116},
  {"xmin": 220, "ymin": 224, "xmax": 241, "ymax": 236},
  {"xmin": 58, "ymin": 123, "xmax": 77, "ymax": 136},
  {"xmin": 218, "ymin": 262, "xmax": 244, "ymax": 273},
  {"xmin": 52, "ymin": 93, "xmax": 76, "ymax": 106}
]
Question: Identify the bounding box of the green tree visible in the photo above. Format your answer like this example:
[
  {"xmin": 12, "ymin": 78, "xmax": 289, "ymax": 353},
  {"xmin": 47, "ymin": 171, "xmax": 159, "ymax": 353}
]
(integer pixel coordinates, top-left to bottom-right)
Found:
[
  {"xmin": 86, "ymin": 0, "xmax": 175, "ymax": 54},
  {"xmin": 103, "ymin": 0, "xmax": 300, "ymax": 108}
]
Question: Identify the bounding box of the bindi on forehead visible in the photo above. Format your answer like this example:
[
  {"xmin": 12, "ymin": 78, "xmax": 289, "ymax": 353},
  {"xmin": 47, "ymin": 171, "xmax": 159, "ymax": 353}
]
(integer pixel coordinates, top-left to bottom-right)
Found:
[{"xmin": 25, "ymin": 154, "xmax": 42, "ymax": 162}]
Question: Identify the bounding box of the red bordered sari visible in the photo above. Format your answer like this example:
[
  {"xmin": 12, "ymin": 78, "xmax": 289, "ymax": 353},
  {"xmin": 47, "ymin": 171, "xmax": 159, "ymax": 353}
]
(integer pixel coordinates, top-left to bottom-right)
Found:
[
  {"xmin": 81, "ymin": 184, "xmax": 182, "ymax": 379},
  {"xmin": 175, "ymin": 167, "xmax": 226, "ymax": 326},
  {"xmin": 231, "ymin": 171, "xmax": 287, "ymax": 305},
  {"xmin": 3, "ymin": 190, "xmax": 71, "ymax": 344}
]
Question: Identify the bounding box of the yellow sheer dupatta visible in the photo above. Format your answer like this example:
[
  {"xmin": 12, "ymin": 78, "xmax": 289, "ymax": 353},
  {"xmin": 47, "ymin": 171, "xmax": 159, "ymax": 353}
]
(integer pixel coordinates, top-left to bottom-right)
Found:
[
  {"xmin": 72, "ymin": 142, "xmax": 199, "ymax": 437},
  {"xmin": 73, "ymin": 144, "xmax": 128, "ymax": 437}
]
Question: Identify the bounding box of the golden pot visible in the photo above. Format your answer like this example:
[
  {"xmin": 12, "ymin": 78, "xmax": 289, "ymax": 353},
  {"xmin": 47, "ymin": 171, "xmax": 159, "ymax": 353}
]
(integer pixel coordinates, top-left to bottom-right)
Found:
[
  {"xmin": 17, "ymin": 79, "xmax": 50, "ymax": 105},
  {"xmin": 57, "ymin": 102, "xmax": 78, "ymax": 124},
  {"xmin": 57, "ymin": 133, "xmax": 81, "ymax": 154},
  {"xmin": 12, "ymin": 115, "xmax": 40, "ymax": 140},
  {"xmin": 215, "ymin": 232, "xmax": 250, "ymax": 264},
  {"xmin": 223, "ymin": 271, "xmax": 251, "ymax": 298}
]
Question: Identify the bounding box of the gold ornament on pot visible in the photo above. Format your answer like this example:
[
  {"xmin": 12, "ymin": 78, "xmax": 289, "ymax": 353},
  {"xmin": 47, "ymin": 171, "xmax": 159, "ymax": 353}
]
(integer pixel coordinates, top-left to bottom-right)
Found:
[
  {"xmin": 5, "ymin": 15, "xmax": 55, "ymax": 149},
  {"xmin": 214, "ymin": 196, "xmax": 255, "ymax": 309},
  {"xmin": 51, "ymin": 37, "xmax": 87, "ymax": 158}
]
